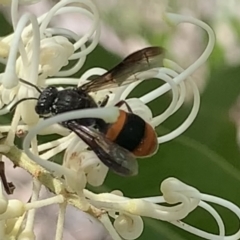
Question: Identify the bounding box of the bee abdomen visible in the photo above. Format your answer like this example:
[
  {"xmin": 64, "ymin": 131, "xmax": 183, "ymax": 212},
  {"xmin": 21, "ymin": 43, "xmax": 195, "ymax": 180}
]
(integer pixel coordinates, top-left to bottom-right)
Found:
[{"xmin": 106, "ymin": 110, "xmax": 158, "ymax": 157}]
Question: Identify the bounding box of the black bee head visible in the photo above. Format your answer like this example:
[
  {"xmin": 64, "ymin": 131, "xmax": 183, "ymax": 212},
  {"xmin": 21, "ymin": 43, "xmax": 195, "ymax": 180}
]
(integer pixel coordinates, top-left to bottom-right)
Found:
[{"xmin": 35, "ymin": 86, "xmax": 58, "ymax": 116}]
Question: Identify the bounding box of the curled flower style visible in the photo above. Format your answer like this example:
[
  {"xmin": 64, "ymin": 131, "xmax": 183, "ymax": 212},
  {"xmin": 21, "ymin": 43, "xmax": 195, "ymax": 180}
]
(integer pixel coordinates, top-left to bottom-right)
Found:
[
  {"xmin": 18, "ymin": 10, "xmax": 220, "ymax": 239},
  {"xmin": 2, "ymin": 0, "xmax": 233, "ymax": 240},
  {"xmin": 0, "ymin": 0, "xmax": 100, "ymax": 145},
  {"xmin": 85, "ymin": 177, "xmax": 240, "ymax": 240},
  {"xmin": 107, "ymin": 190, "xmax": 144, "ymax": 240},
  {"xmin": 21, "ymin": 12, "xmax": 214, "ymax": 191},
  {"xmin": 0, "ymin": 0, "xmax": 101, "ymax": 238}
]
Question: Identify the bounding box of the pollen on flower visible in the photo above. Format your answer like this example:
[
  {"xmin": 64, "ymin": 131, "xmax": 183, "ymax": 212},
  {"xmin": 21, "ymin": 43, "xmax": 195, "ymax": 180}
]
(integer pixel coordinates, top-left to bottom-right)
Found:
[
  {"xmin": 126, "ymin": 200, "xmax": 143, "ymax": 215},
  {"xmin": 33, "ymin": 169, "xmax": 42, "ymax": 178}
]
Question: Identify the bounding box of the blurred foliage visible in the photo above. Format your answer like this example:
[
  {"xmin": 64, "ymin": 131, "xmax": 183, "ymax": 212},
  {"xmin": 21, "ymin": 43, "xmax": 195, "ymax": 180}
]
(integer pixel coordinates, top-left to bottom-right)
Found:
[{"xmin": 1, "ymin": 9, "xmax": 240, "ymax": 240}]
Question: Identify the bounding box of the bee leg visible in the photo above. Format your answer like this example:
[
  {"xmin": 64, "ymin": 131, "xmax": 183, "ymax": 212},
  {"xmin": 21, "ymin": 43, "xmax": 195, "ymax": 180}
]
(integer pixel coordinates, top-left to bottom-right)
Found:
[{"xmin": 115, "ymin": 100, "xmax": 133, "ymax": 113}]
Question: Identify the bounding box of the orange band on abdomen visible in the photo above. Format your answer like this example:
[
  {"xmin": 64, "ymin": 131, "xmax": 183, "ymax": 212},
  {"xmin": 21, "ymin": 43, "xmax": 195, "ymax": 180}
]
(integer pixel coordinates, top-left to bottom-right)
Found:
[{"xmin": 105, "ymin": 110, "xmax": 126, "ymax": 141}]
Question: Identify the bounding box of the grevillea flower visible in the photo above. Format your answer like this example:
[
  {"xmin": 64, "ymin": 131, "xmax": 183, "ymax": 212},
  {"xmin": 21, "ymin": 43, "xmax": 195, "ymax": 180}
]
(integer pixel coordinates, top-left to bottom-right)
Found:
[
  {"xmin": 0, "ymin": 0, "xmax": 100, "ymax": 144},
  {"xmin": 1, "ymin": 0, "xmax": 240, "ymax": 240},
  {"xmin": 20, "ymin": 10, "xmax": 214, "ymax": 188}
]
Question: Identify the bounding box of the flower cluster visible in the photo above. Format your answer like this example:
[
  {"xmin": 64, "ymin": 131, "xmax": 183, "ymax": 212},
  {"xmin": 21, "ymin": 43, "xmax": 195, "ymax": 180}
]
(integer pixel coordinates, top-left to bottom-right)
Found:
[{"xmin": 0, "ymin": 0, "xmax": 239, "ymax": 239}]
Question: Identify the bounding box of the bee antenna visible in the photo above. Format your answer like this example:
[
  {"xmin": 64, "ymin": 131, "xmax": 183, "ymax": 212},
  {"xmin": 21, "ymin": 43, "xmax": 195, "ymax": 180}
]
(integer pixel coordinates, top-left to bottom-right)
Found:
[
  {"xmin": 10, "ymin": 97, "xmax": 38, "ymax": 112},
  {"xmin": 19, "ymin": 79, "xmax": 42, "ymax": 94}
]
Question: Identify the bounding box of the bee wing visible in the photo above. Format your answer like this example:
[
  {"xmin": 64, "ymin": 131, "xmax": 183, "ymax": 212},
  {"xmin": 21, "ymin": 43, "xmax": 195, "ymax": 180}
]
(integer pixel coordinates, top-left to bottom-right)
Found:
[
  {"xmin": 66, "ymin": 121, "xmax": 138, "ymax": 177},
  {"xmin": 80, "ymin": 46, "xmax": 165, "ymax": 92}
]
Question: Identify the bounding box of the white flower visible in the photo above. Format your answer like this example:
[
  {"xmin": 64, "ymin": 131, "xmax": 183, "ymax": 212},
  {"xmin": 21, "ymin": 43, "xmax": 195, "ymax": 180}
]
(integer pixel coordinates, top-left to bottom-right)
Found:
[
  {"xmin": 0, "ymin": 179, "xmax": 65, "ymax": 239},
  {"xmin": 85, "ymin": 177, "xmax": 240, "ymax": 240},
  {"xmin": 16, "ymin": 10, "xmax": 221, "ymax": 240},
  {"xmin": 0, "ymin": 0, "xmax": 100, "ymax": 148},
  {"xmin": 21, "ymin": 12, "xmax": 214, "ymax": 191},
  {"xmin": 4, "ymin": 1, "xmax": 239, "ymax": 240}
]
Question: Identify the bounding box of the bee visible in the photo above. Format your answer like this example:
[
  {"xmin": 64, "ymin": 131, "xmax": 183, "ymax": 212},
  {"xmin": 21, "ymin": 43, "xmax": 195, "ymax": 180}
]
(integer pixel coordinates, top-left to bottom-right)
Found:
[{"xmin": 16, "ymin": 46, "xmax": 165, "ymax": 176}]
